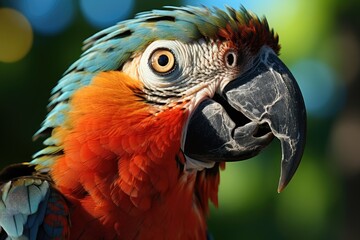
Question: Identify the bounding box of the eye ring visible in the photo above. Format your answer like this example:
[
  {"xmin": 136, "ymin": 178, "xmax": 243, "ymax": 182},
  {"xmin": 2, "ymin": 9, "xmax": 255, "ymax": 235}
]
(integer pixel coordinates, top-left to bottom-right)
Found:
[
  {"xmin": 224, "ymin": 50, "xmax": 237, "ymax": 68},
  {"xmin": 149, "ymin": 48, "xmax": 176, "ymax": 75}
]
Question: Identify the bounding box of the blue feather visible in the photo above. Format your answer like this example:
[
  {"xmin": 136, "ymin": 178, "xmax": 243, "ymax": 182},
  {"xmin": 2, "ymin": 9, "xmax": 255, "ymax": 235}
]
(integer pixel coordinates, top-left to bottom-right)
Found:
[
  {"xmin": 0, "ymin": 179, "xmax": 49, "ymax": 239},
  {"xmin": 31, "ymin": 6, "xmax": 259, "ymax": 170}
]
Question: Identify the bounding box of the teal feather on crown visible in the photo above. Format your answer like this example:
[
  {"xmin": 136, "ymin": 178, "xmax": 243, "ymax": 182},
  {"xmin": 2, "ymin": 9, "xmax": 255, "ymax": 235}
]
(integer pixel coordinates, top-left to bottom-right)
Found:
[{"xmin": 31, "ymin": 6, "xmax": 276, "ymax": 168}]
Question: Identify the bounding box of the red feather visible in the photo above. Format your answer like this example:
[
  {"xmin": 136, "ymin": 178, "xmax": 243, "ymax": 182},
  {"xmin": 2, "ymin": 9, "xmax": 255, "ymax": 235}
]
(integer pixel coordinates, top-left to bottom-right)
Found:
[{"xmin": 50, "ymin": 71, "xmax": 219, "ymax": 239}]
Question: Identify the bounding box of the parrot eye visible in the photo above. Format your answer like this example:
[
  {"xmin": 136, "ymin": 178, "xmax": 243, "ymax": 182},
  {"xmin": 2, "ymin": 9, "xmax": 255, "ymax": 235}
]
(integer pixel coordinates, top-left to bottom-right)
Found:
[
  {"xmin": 224, "ymin": 50, "xmax": 238, "ymax": 68},
  {"xmin": 150, "ymin": 49, "xmax": 176, "ymax": 75}
]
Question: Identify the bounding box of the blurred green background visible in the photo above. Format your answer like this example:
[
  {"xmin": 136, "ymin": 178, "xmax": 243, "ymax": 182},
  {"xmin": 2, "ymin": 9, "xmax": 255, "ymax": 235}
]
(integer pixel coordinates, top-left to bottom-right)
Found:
[{"xmin": 0, "ymin": 0, "xmax": 359, "ymax": 239}]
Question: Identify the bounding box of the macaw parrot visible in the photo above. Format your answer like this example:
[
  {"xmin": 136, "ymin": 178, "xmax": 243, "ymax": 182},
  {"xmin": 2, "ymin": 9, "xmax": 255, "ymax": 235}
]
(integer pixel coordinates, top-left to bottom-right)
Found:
[{"xmin": 0, "ymin": 5, "xmax": 306, "ymax": 240}]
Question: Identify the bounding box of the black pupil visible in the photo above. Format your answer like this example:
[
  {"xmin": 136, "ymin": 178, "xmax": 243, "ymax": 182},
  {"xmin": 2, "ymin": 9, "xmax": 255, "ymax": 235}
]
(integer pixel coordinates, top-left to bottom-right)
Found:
[
  {"xmin": 227, "ymin": 53, "xmax": 235, "ymax": 66},
  {"xmin": 158, "ymin": 54, "xmax": 169, "ymax": 66}
]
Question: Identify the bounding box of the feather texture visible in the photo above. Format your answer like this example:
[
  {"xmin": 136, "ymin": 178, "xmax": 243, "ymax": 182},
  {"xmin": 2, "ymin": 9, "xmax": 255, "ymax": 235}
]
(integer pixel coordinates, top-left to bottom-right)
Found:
[
  {"xmin": 31, "ymin": 6, "xmax": 279, "ymax": 171},
  {"xmin": 0, "ymin": 164, "xmax": 69, "ymax": 239},
  {"xmin": 0, "ymin": 6, "xmax": 281, "ymax": 239}
]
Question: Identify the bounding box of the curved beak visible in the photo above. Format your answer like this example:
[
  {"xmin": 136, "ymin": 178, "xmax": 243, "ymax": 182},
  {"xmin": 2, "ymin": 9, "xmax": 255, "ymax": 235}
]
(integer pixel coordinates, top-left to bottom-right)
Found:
[{"xmin": 184, "ymin": 47, "xmax": 306, "ymax": 192}]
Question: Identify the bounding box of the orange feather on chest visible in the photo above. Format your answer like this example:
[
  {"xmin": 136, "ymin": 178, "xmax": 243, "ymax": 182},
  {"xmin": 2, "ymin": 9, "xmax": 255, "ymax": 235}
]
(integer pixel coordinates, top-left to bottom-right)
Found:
[{"xmin": 50, "ymin": 71, "xmax": 214, "ymax": 239}]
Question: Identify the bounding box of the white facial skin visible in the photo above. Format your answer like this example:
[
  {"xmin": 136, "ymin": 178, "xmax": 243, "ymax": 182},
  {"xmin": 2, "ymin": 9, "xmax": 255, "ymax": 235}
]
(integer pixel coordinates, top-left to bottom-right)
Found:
[
  {"xmin": 122, "ymin": 39, "xmax": 243, "ymax": 109},
  {"xmin": 122, "ymin": 39, "xmax": 253, "ymax": 171}
]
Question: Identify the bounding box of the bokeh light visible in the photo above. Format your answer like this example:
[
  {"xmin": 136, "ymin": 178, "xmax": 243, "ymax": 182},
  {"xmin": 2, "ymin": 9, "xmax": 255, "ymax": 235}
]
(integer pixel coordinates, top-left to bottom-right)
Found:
[
  {"xmin": 79, "ymin": 0, "xmax": 134, "ymax": 29},
  {"xmin": 0, "ymin": 8, "xmax": 33, "ymax": 63},
  {"xmin": 291, "ymin": 59, "xmax": 345, "ymax": 118},
  {"xmin": 1, "ymin": 0, "xmax": 358, "ymax": 239},
  {"xmin": 14, "ymin": 0, "xmax": 74, "ymax": 35},
  {"xmin": 183, "ymin": 0, "xmax": 242, "ymax": 9},
  {"xmin": 183, "ymin": 0, "xmax": 298, "ymax": 17}
]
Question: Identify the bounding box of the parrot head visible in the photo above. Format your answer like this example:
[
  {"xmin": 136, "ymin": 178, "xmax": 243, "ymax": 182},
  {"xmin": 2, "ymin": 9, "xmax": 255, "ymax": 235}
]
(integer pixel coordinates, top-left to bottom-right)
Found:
[
  {"xmin": 30, "ymin": 5, "xmax": 306, "ymax": 239},
  {"xmin": 104, "ymin": 6, "xmax": 305, "ymax": 192}
]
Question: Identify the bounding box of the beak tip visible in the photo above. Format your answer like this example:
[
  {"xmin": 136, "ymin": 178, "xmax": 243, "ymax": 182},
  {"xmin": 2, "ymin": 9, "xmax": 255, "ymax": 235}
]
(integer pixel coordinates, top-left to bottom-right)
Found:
[
  {"xmin": 277, "ymin": 161, "xmax": 297, "ymax": 193},
  {"xmin": 277, "ymin": 153, "xmax": 302, "ymax": 193},
  {"xmin": 277, "ymin": 178, "xmax": 288, "ymax": 193}
]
